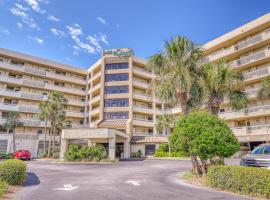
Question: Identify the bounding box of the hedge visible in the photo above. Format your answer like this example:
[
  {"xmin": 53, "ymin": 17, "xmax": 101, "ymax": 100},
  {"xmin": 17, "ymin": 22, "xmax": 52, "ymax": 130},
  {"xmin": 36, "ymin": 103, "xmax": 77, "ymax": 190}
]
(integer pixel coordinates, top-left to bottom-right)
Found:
[
  {"xmin": 0, "ymin": 159, "xmax": 27, "ymax": 185},
  {"xmin": 208, "ymin": 165, "xmax": 270, "ymax": 198},
  {"xmin": 0, "ymin": 181, "xmax": 7, "ymax": 197}
]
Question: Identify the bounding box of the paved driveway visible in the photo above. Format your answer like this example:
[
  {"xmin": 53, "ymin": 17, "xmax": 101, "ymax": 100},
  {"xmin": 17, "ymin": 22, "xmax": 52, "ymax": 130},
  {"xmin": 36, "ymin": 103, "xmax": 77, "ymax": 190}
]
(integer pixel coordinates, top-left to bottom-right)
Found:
[{"xmin": 15, "ymin": 159, "xmax": 253, "ymax": 200}]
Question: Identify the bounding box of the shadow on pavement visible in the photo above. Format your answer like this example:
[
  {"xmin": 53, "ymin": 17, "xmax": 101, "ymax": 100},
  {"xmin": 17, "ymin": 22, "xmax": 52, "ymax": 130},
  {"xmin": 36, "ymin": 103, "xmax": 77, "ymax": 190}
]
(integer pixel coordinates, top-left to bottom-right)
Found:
[
  {"xmin": 118, "ymin": 158, "xmax": 146, "ymax": 161},
  {"xmin": 24, "ymin": 172, "xmax": 40, "ymax": 187}
]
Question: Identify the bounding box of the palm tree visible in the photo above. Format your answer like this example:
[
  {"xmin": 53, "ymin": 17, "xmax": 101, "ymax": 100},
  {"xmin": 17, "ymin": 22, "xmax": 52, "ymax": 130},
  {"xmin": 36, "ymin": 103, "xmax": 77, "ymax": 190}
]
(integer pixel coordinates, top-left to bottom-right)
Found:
[
  {"xmin": 4, "ymin": 111, "xmax": 23, "ymax": 152},
  {"xmin": 258, "ymin": 76, "xmax": 270, "ymax": 101},
  {"xmin": 148, "ymin": 36, "xmax": 202, "ymax": 115},
  {"xmin": 38, "ymin": 101, "xmax": 50, "ymax": 155},
  {"xmin": 47, "ymin": 91, "xmax": 67, "ymax": 156},
  {"xmin": 200, "ymin": 61, "xmax": 248, "ymax": 115},
  {"xmin": 156, "ymin": 114, "xmax": 177, "ymax": 135}
]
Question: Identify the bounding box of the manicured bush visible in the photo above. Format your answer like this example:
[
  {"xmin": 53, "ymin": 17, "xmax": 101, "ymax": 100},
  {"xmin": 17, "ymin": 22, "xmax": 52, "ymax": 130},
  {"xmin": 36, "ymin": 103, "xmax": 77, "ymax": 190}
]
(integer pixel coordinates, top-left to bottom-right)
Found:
[
  {"xmin": 0, "ymin": 181, "xmax": 8, "ymax": 197},
  {"xmin": 0, "ymin": 153, "xmax": 5, "ymax": 159},
  {"xmin": 208, "ymin": 165, "xmax": 270, "ymax": 198},
  {"xmin": 5, "ymin": 153, "xmax": 14, "ymax": 159},
  {"xmin": 154, "ymin": 144, "xmax": 187, "ymax": 157},
  {"xmin": 64, "ymin": 144, "xmax": 107, "ymax": 161},
  {"xmin": 131, "ymin": 150, "xmax": 142, "ymax": 158},
  {"xmin": 0, "ymin": 159, "xmax": 27, "ymax": 185}
]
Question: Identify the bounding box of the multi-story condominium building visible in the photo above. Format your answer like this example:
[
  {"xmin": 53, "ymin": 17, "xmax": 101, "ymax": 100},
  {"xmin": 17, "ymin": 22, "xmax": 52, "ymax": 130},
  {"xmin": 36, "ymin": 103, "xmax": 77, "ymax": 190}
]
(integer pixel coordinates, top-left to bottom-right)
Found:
[
  {"xmin": 1, "ymin": 13, "xmax": 270, "ymax": 158},
  {"xmin": 0, "ymin": 48, "xmax": 88, "ymax": 156},
  {"xmin": 203, "ymin": 13, "xmax": 270, "ymax": 151}
]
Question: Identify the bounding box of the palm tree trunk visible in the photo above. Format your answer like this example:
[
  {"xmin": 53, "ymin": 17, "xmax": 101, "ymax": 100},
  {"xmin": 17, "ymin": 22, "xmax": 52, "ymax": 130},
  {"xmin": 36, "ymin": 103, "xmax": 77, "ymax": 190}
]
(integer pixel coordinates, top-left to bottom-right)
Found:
[
  {"xmin": 178, "ymin": 91, "xmax": 189, "ymax": 115},
  {"xmin": 43, "ymin": 121, "xmax": 47, "ymax": 154},
  {"xmin": 48, "ymin": 128, "xmax": 52, "ymax": 157},
  {"xmin": 52, "ymin": 124, "xmax": 56, "ymax": 152},
  {"xmin": 12, "ymin": 130, "xmax": 16, "ymax": 153},
  {"xmin": 210, "ymin": 105, "xmax": 220, "ymax": 115}
]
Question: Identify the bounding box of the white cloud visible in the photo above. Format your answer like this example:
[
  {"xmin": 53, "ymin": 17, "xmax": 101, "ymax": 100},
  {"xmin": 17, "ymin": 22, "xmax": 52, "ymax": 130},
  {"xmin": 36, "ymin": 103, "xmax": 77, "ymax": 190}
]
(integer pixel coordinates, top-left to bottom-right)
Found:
[
  {"xmin": 17, "ymin": 22, "xmax": 23, "ymax": 29},
  {"xmin": 15, "ymin": 3, "xmax": 29, "ymax": 11},
  {"xmin": 10, "ymin": 6, "xmax": 39, "ymax": 29},
  {"xmin": 50, "ymin": 28, "xmax": 65, "ymax": 37},
  {"xmin": 24, "ymin": 0, "xmax": 46, "ymax": 14},
  {"xmin": 0, "ymin": 27, "xmax": 10, "ymax": 35},
  {"xmin": 97, "ymin": 16, "xmax": 107, "ymax": 25},
  {"xmin": 47, "ymin": 15, "xmax": 60, "ymax": 22},
  {"xmin": 28, "ymin": 36, "xmax": 44, "ymax": 44},
  {"xmin": 99, "ymin": 33, "xmax": 109, "ymax": 45}
]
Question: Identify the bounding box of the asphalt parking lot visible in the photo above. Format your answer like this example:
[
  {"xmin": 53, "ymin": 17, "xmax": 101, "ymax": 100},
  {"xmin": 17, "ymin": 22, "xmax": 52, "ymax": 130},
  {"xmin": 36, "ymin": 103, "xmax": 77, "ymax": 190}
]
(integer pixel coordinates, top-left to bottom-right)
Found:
[{"xmin": 14, "ymin": 159, "xmax": 253, "ymax": 200}]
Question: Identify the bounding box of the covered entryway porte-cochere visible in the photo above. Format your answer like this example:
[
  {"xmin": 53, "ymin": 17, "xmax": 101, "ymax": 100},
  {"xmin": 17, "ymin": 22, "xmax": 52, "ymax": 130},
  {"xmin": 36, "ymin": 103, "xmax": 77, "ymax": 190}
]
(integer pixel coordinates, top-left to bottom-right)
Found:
[{"xmin": 59, "ymin": 128, "xmax": 130, "ymax": 161}]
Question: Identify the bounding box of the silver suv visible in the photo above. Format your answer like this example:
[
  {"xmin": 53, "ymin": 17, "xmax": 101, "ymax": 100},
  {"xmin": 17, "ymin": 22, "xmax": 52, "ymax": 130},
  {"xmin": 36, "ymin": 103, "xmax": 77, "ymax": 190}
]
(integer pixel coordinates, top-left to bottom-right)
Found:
[{"xmin": 240, "ymin": 144, "xmax": 270, "ymax": 168}]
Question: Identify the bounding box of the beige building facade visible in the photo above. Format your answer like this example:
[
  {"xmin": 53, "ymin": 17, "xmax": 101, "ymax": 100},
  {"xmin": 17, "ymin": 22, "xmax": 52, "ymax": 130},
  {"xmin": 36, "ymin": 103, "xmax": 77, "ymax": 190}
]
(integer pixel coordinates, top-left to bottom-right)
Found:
[
  {"xmin": 1, "ymin": 12, "xmax": 270, "ymax": 158},
  {"xmin": 203, "ymin": 12, "xmax": 270, "ymax": 151}
]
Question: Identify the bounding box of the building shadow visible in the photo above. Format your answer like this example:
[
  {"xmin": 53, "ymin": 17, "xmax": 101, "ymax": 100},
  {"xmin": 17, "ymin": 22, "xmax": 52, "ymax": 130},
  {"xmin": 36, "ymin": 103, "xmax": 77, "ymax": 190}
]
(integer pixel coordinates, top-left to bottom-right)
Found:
[{"xmin": 24, "ymin": 172, "xmax": 40, "ymax": 187}]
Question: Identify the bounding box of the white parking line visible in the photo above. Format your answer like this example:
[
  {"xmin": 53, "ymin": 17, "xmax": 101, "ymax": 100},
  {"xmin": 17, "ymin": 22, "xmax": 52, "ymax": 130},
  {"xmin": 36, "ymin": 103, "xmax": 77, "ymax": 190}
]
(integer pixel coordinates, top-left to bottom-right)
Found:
[
  {"xmin": 53, "ymin": 184, "xmax": 79, "ymax": 191},
  {"xmin": 125, "ymin": 180, "xmax": 140, "ymax": 186}
]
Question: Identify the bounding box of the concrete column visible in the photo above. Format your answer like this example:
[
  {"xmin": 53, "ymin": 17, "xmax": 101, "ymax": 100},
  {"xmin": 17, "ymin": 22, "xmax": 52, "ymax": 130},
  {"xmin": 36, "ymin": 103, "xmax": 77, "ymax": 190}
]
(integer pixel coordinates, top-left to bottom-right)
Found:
[
  {"xmin": 108, "ymin": 136, "xmax": 116, "ymax": 161},
  {"xmin": 59, "ymin": 139, "xmax": 68, "ymax": 161},
  {"xmin": 123, "ymin": 139, "xmax": 130, "ymax": 158}
]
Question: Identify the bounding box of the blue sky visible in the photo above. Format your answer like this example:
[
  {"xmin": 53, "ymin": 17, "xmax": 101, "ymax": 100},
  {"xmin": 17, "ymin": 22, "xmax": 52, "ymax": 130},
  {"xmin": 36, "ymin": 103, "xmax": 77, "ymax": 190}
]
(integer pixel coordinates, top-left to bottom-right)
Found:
[{"xmin": 0, "ymin": 0, "xmax": 269, "ymax": 69}]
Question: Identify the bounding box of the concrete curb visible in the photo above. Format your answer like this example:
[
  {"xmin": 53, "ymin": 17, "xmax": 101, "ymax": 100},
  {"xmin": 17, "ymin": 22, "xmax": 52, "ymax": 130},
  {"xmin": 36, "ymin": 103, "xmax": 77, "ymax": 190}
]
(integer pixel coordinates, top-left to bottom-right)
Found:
[{"xmin": 51, "ymin": 161, "xmax": 116, "ymax": 165}]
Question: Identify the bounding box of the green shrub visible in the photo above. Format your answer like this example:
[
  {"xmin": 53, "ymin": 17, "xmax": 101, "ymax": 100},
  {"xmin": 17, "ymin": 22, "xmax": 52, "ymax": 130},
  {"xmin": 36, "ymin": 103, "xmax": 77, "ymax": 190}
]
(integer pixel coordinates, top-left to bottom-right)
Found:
[
  {"xmin": 208, "ymin": 165, "xmax": 270, "ymax": 198},
  {"xmin": 5, "ymin": 153, "xmax": 14, "ymax": 159},
  {"xmin": 154, "ymin": 144, "xmax": 187, "ymax": 158},
  {"xmin": 52, "ymin": 152, "xmax": 60, "ymax": 159},
  {"xmin": 0, "ymin": 153, "xmax": 6, "ymax": 159},
  {"xmin": 154, "ymin": 151, "xmax": 169, "ymax": 157},
  {"xmin": 0, "ymin": 181, "xmax": 8, "ymax": 197},
  {"xmin": 0, "ymin": 159, "xmax": 27, "ymax": 185},
  {"xmin": 64, "ymin": 144, "xmax": 107, "ymax": 161},
  {"xmin": 131, "ymin": 150, "xmax": 142, "ymax": 158}
]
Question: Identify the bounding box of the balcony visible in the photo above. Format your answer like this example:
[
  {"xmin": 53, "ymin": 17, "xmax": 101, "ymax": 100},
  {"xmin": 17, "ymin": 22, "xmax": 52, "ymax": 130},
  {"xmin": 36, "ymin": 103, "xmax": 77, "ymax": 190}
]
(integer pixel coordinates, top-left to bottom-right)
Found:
[
  {"xmin": 65, "ymin": 110, "xmax": 85, "ymax": 118},
  {"xmin": 245, "ymin": 87, "xmax": 259, "ymax": 99},
  {"xmin": 220, "ymin": 104, "xmax": 270, "ymax": 120},
  {"xmin": 90, "ymin": 107, "xmax": 100, "ymax": 116},
  {"xmin": 243, "ymin": 66, "xmax": 269, "ymax": 82},
  {"xmin": 23, "ymin": 79, "xmax": 45, "ymax": 88},
  {"xmin": 0, "ymin": 74, "xmax": 23, "ymax": 85},
  {"xmin": 133, "ymin": 66, "xmax": 153, "ymax": 78},
  {"xmin": 0, "ymin": 103, "xmax": 19, "ymax": 111},
  {"xmin": 89, "ymin": 95, "xmax": 101, "ymax": 104},
  {"xmin": 133, "ymin": 78, "xmax": 151, "ymax": 89},
  {"xmin": 133, "ymin": 118, "xmax": 154, "ymax": 127},
  {"xmin": 67, "ymin": 99, "xmax": 85, "ymax": 107},
  {"xmin": 0, "ymin": 88, "xmax": 21, "ymax": 98},
  {"xmin": 231, "ymin": 124, "xmax": 270, "ymax": 136},
  {"xmin": 206, "ymin": 30, "xmax": 270, "ymax": 62},
  {"xmin": 133, "ymin": 105, "xmax": 153, "ymax": 114},
  {"xmin": 133, "ymin": 132, "xmax": 153, "ymax": 136},
  {"xmin": 231, "ymin": 48, "xmax": 270, "ymax": 69},
  {"xmin": 18, "ymin": 105, "xmax": 39, "ymax": 113},
  {"xmin": 45, "ymin": 83, "xmax": 85, "ymax": 96},
  {"xmin": 21, "ymin": 92, "xmax": 44, "ymax": 100},
  {"xmin": 89, "ymin": 71, "xmax": 102, "ymax": 82},
  {"xmin": 89, "ymin": 83, "xmax": 101, "ymax": 93},
  {"xmin": 0, "ymin": 60, "xmax": 86, "ymax": 84},
  {"xmin": 133, "ymin": 92, "xmax": 152, "ymax": 101}
]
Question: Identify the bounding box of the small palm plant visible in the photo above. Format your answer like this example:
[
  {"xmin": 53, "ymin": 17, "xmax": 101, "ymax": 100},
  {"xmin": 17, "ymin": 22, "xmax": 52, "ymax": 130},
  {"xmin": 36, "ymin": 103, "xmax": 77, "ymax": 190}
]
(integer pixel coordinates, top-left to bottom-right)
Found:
[
  {"xmin": 39, "ymin": 101, "xmax": 50, "ymax": 155},
  {"xmin": 4, "ymin": 111, "xmax": 23, "ymax": 152},
  {"xmin": 156, "ymin": 114, "xmax": 177, "ymax": 135}
]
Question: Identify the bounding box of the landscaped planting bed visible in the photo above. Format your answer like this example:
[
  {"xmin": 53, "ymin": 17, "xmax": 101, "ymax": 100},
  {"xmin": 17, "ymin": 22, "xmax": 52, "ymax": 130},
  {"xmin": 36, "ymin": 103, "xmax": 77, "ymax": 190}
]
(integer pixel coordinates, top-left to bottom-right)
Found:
[{"xmin": 208, "ymin": 165, "xmax": 270, "ymax": 198}]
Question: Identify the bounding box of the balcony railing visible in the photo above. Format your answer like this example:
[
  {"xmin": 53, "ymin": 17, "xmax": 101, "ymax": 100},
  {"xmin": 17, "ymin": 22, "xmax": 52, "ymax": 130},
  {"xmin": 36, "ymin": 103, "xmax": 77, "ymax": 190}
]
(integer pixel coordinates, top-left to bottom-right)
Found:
[
  {"xmin": 133, "ymin": 118, "xmax": 153, "ymax": 122},
  {"xmin": 231, "ymin": 48, "xmax": 270, "ymax": 68},
  {"xmin": 205, "ymin": 30, "xmax": 270, "ymax": 62},
  {"xmin": 0, "ymin": 60, "xmax": 86, "ymax": 84},
  {"xmin": 243, "ymin": 66, "xmax": 269, "ymax": 81}
]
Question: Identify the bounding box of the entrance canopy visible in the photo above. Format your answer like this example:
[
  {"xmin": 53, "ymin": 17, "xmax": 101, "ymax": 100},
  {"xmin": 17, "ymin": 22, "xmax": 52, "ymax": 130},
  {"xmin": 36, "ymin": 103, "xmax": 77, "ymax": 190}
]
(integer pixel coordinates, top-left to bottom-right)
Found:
[{"xmin": 60, "ymin": 128, "xmax": 129, "ymax": 161}]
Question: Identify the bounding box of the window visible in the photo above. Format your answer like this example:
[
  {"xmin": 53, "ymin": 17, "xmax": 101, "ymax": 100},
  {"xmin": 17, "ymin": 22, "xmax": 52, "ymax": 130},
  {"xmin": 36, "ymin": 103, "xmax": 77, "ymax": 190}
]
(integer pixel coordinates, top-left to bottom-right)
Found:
[
  {"xmin": 37, "ymin": 130, "xmax": 43, "ymax": 134},
  {"xmin": 104, "ymin": 98, "xmax": 129, "ymax": 107},
  {"xmin": 105, "ymin": 86, "xmax": 129, "ymax": 94},
  {"xmin": 105, "ymin": 73, "xmax": 128, "ymax": 82},
  {"xmin": 104, "ymin": 112, "xmax": 129, "ymax": 119},
  {"xmin": 264, "ymin": 146, "xmax": 270, "ymax": 154},
  {"xmin": 80, "ymin": 120, "xmax": 84, "ymax": 125},
  {"xmin": 251, "ymin": 147, "xmax": 264, "ymax": 154},
  {"xmin": 105, "ymin": 62, "xmax": 128, "ymax": 70}
]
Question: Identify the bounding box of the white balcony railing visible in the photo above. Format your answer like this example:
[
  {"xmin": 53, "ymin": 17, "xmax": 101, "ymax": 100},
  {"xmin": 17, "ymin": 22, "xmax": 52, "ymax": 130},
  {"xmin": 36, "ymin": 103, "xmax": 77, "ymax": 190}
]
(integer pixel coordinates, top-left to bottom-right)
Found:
[
  {"xmin": 206, "ymin": 30, "xmax": 270, "ymax": 62},
  {"xmin": 243, "ymin": 66, "xmax": 269, "ymax": 81}
]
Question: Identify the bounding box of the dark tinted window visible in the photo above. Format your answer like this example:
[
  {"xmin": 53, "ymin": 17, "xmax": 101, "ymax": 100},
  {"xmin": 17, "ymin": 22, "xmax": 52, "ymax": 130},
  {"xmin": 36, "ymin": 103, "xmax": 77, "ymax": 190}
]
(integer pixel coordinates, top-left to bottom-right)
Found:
[
  {"xmin": 104, "ymin": 112, "xmax": 129, "ymax": 119},
  {"xmin": 105, "ymin": 86, "xmax": 129, "ymax": 94},
  {"xmin": 105, "ymin": 73, "xmax": 128, "ymax": 82},
  {"xmin": 264, "ymin": 146, "xmax": 270, "ymax": 154},
  {"xmin": 251, "ymin": 147, "xmax": 264, "ymax": 154},
  {"xmin": 105, "ymin": 63, "xmax": 128, "ymax": 70},
  {"xmin": 104, "ymin": 98, "xmax": 129, "ymax": 107}
]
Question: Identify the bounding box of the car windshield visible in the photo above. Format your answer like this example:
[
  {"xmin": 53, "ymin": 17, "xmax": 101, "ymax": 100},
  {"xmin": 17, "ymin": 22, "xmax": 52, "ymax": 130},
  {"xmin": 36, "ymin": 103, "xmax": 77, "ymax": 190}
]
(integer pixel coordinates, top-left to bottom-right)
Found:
[{"xmin": 251, "ymin": 146, "xmax": 264, "ymax": 154}]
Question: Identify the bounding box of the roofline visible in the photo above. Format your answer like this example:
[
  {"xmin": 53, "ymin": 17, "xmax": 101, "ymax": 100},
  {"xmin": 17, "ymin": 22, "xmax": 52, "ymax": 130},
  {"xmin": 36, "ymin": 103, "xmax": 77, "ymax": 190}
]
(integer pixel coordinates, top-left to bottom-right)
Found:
[
  {"xmin": 202, "ymin": 12, "xmax": 270, "ymax": 51},
  {"xmin": 0, "ymin": 48, "xmax": 87, "ymax": 75}
]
